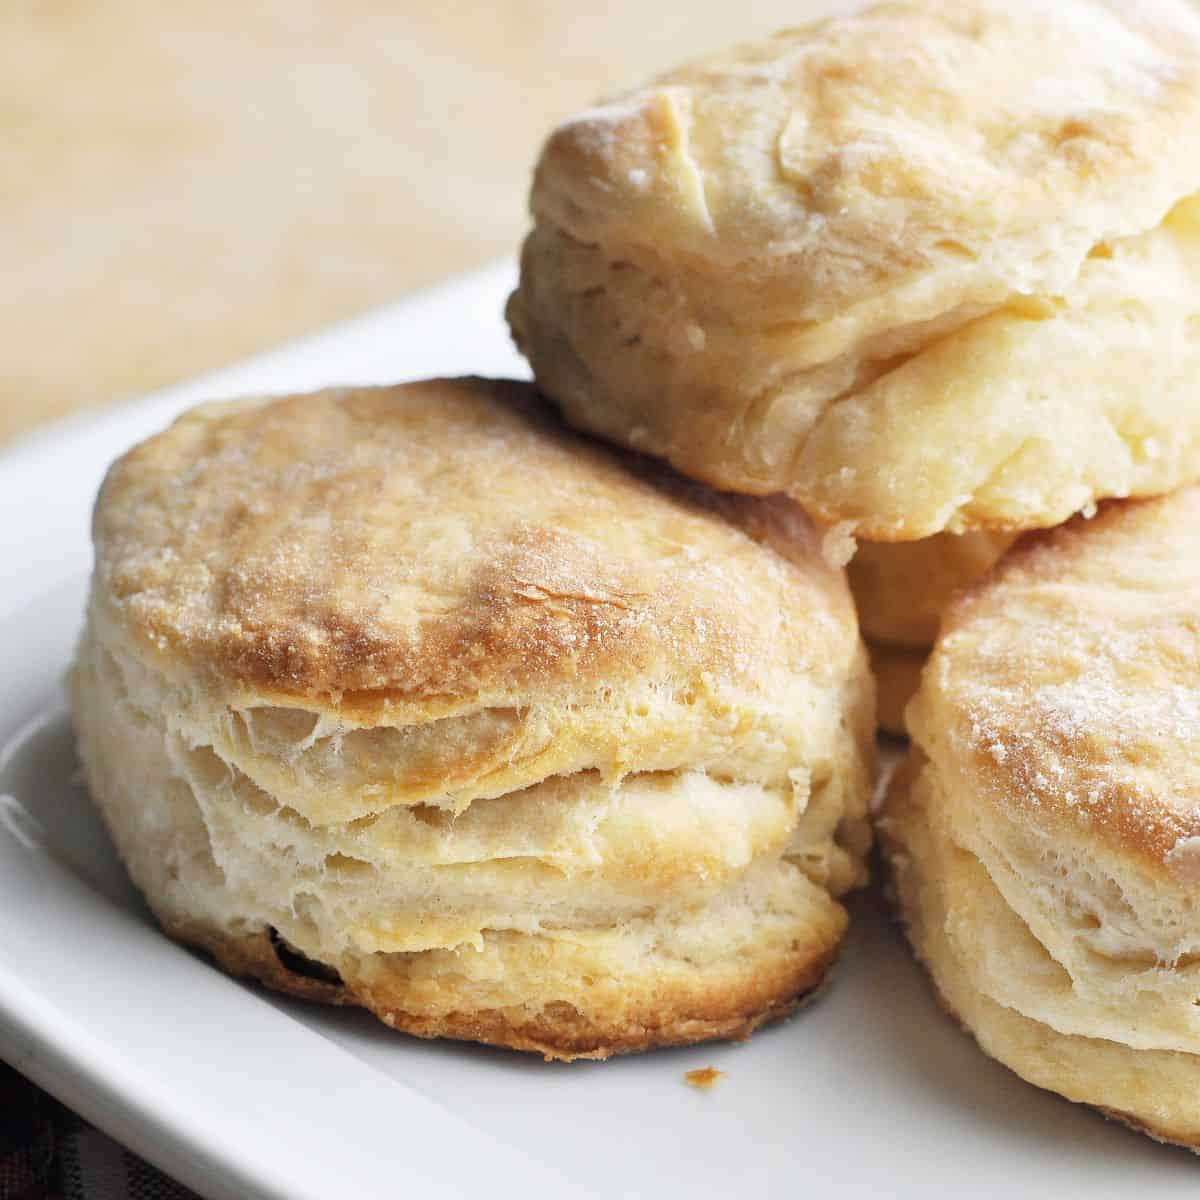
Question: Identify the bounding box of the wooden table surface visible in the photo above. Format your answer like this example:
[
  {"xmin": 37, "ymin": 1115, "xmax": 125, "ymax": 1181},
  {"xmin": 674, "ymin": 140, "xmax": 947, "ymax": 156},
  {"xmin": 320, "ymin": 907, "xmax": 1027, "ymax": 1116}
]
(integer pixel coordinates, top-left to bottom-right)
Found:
[{"xmin": 4, "ymin": 0, "xmax": 842, "ymax": 447}]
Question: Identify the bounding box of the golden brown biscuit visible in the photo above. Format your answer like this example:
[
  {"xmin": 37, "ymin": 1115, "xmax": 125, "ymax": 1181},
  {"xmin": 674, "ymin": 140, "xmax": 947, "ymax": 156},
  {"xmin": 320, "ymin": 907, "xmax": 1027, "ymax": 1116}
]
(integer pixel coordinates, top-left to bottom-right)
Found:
[
  {"xmin": 508, "ymin": 1, "xmax": 1200, "ymax": 541},
  {"xmin": 850, "ymin": 532, "xmax": 1017, "ymax": 734},
  {"xmin": 848, "ymin": 533, "xmax": 1017, "ymax": 651},
  {"xmin": 881, "ymin": 490, "xmax": 1200, "ymax": 1146},
  {"xmin": 70, "ymin": 378, "xmax": 875, "ymax": 1059}
]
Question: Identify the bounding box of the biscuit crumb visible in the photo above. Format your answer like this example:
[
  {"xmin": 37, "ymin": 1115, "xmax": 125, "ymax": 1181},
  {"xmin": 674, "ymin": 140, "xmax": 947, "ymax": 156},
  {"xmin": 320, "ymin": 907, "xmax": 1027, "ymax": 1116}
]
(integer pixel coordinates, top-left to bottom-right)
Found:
[
  {"xmin": 819, "ymin": 521, "xmax": 858, "ymax": 569},
  {"xmin": 684, "ymin": 1067, "xmax": 724, "ymax": 1090}
]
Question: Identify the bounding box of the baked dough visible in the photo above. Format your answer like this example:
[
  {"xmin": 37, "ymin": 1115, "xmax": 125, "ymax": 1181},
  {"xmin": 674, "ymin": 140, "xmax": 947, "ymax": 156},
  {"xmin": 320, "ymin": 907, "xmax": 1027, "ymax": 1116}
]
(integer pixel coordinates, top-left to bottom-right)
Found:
[
  {"xmin": 850, "ymin": 532, "xmax": 1016, "ymax": 734},
  {"xmin": 70, "ymin": 378, "xmax": 875, "ymax": 1059},
  {"xmin": 508, "ymin": 0, "xmax": 1200, "ymax": 540},
  {"xmin": 849, "ymin": 533, "xmax": 1017, "ymax": 651},
  {"xmin": 881, "ymin": 489, "xmax": 1200, "ymax": 1146}
]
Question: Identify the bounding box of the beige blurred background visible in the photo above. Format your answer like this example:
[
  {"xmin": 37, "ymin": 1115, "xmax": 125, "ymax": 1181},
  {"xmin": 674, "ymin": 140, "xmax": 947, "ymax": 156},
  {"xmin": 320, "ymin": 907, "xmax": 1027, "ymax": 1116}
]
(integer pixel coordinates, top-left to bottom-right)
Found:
[{"xmin": 4, "ymin": 1, "xmax": 847, "ymax": 446}]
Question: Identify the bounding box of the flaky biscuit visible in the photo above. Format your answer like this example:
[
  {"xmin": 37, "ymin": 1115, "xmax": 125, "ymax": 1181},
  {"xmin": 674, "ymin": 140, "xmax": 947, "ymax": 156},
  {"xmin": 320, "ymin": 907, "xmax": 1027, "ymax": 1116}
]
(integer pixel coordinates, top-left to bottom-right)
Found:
[
  {"xmin": 881, "ymin": 489, "xmax": 1200, "ymax": 1146},
  {"xmin": 848, "ymin": 533, "xmax": 1017, "ymax": 651},
  {"xmin": 71, "ymin": 378, "xmax": 875, "ymax": 1058},
  {"xmin": 508, "ymin": 0, "xmax": 1200, "ymax": 540},
  {"xmin": 850, "ymin": 532, "xmax": 1016, "ymax": 733}
]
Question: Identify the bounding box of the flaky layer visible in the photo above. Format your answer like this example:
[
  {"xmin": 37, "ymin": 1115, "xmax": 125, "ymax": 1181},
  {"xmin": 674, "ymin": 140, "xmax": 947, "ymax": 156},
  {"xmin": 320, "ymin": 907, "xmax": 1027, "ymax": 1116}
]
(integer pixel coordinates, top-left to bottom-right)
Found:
[
  {"xmin": 91, "ymin": 380, "xmax": 863, "ymax": 822},
  {"xmin": 72, "ymin": 613, "xmax": 870, "ymax": 1057},
  {"xmin": 884, "ymin": 759, "xmax": 1200, "ymax": 1149},
  {"xmin": 89, "ymin": 597, "xmax": 863, "ymax": 830},
  {"xmin": 510, "ymin": 3, "xmax": 1200, "ymax": 538},
  {"xmin": 163, "ymin": 872, "xmax": 842, "ymax": 1061},
  {"xmin": 75, "ymin": 616, "xmax": 870, "ymax": 951}
]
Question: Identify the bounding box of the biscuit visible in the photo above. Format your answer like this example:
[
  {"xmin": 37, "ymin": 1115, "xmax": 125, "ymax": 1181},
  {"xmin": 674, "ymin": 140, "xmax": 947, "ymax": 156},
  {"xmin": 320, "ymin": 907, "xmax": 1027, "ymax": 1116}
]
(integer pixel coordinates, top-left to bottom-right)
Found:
[
  {"xmin": 850, "ymin": 532, "xmax": 1016, "ymax": 733},
  {"xmin": 881, "ymin": 490, "xmax": 1200, "ymax": 1146},
  {"xmin": 508, "ymin": 1, "xmax": 1200, "ymax": 540},
  {"xmin": 70, "ymin": 378, "xmax": 875, "ymax": 1059}
]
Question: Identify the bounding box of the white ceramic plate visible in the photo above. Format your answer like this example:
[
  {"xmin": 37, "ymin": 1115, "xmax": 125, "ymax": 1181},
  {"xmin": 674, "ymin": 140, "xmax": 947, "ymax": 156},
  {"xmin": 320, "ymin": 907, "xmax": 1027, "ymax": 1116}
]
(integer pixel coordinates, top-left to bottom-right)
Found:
[{"xmin": 1, "ymin": 263, "xmax": 1195, "ymax": 1200}]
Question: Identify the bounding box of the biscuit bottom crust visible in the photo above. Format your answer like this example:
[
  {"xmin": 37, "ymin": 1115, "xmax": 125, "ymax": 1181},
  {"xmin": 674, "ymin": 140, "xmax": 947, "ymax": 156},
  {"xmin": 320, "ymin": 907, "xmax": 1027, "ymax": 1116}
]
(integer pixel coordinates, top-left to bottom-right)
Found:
[
  {"xmin": 161, "ymin": 913, "xmax": 839, "ymax": 1060},
  {"xmin": 884, "ymin": 760, "xmax": 1200, "ymax": 1151}
]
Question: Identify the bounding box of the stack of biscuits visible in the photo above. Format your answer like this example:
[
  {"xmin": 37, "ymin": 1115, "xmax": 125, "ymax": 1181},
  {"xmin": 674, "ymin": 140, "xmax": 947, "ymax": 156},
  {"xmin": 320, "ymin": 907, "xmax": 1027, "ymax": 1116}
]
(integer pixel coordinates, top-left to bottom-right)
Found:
[
  {"xmin": 71, "ymin": 0, "xmax": 1200, "ymax": 1149},
  {"xmin": 507, "ymin": 0, "xmax": 1200, "ymax": 735}
]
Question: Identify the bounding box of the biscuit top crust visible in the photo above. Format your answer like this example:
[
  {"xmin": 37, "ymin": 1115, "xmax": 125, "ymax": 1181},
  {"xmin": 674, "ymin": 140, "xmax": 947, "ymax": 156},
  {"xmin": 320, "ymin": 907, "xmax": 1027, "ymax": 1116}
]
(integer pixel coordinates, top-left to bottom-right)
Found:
[
  {"xmin": 534, "ymin": 0, "xmax": 1200, "ymax": 330},
  {"xmin": 911, "ymin": 489, "xmax": 1200, "ymax": 875},
  {"xmin": 91, "ymin": 379, "xmax": 854, "ymax": 713}
]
